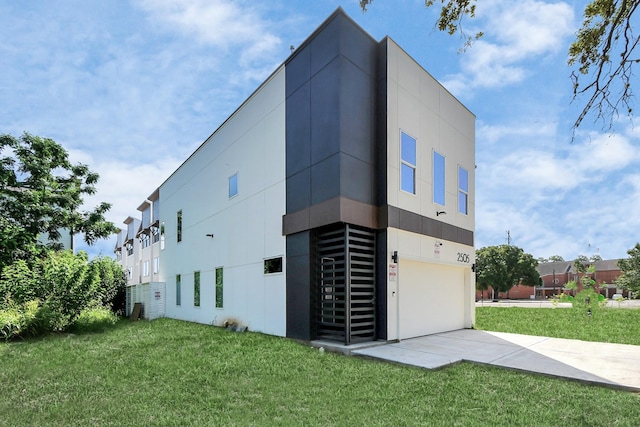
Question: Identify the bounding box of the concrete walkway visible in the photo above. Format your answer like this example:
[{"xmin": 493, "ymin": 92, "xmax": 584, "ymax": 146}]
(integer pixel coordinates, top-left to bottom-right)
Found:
[{"xmin": 351, "ymin": 329, "xmax": 640, "ymax": 392}]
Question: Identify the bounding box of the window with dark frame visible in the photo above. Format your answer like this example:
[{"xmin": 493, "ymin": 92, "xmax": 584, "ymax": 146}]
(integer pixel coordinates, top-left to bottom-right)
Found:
[
  {"xmin": 264, "ymin": 257, "xmax": 283, "ymax": 274},
  {"xmin": 194, "ymin": 271, "xmax": 200, "ymax": 307},
  {"xmin": 176, "ymin": 274, "xmax": 181, "ymax": 306}
]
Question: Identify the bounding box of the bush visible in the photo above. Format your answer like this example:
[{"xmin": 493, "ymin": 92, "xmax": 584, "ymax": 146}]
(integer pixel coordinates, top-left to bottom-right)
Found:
[
  {"xmin": 0, "ymin": 250, "xmax": 127, "ymax": 337},
  {"xmin": 0, "ymin": 299, "xmax": 48, "ymax": 340},
  {"xmin": 70, "ymin": 306, "xmax": 119, "ymax": 333}
]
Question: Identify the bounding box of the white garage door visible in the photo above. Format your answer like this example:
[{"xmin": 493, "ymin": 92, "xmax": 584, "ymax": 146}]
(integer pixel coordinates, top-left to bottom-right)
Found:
[{"xmin": 398, "ymin": 260, "xmax": 465, "ymax": 339}]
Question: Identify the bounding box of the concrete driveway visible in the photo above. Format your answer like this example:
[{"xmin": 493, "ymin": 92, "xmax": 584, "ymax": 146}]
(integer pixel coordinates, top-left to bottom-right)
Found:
[{"xmin": 352, "ymin": 329, "xmax": 640, "ymax": 391}]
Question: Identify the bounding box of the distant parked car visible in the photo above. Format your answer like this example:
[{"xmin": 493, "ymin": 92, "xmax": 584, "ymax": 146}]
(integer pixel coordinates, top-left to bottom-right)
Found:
[{"xmin": 612, "ymin": 293, "xmax": 624, "ymax": 300}]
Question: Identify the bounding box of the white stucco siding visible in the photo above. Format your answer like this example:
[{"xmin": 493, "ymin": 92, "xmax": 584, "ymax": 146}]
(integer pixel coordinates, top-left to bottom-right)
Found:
[
  {"xmin": 385, "ymin": 228, "xmax": 476, "ymax": 340},
  {"xmin": 159, "ymin": 66, "xmax": 287, "ymax": 336},
  {"xmin": 386, "ymin": 39, "xmax": 475, "ymax": 233}
]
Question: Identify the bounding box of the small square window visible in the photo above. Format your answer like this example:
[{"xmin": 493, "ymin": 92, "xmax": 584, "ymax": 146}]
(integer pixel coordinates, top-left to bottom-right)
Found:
[
  {"xmin": 228, "ymin": 173, "xmax": 238, "ymax": 198},
  {"xmin": 264, "ymin": 257, "xmax": 283, "ymax": 274}
]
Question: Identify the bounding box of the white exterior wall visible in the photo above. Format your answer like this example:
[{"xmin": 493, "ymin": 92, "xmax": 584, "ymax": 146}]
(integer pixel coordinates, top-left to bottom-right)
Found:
[
  {"xmin": 384, "ymin": 40, "xmax": 475, "ymax": 340},
  {"xmin": 159, "ymin": 66, "xmax": 286, "ymax": 336}
]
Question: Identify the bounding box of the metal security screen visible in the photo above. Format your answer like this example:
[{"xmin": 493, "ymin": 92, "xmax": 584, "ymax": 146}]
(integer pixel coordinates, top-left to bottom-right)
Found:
[{"xmin": 316, "ymin": 224, "xmax": 375, "ymax": 344}]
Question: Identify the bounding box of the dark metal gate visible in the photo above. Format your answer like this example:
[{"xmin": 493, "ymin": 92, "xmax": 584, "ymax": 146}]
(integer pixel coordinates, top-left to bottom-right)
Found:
[{"xmin": 317, "ymin": 224, "xmax": 376, "ymax": 344}]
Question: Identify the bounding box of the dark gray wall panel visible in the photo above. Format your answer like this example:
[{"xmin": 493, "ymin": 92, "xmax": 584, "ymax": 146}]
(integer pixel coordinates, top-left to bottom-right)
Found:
[
  {"xmin": 286, "ymin": 44, "xmax": 311, "ymax": 97},
  {"xmin": 339, "ymin": 16, "xmax": 377, "ymax": 76},
  {"xmin": 286, "ymin": 169, "xmax": 311, "ymax": 213},
  {"xmin": 286, "ymin": 82, "xmax": 311, "ymax": 178},
  {"xmin": 286, "ymin": 231, "xmax": 312, "ymax": 340},
  {"xmin": 375, "ymin": 41, "xmax": 388, "ymax": 206},
  {"xmin": 310, "ymin": 16, "xmax": 341, "ymax": 76},
  {"xmin": 339, "ymin": 58, "xmax": 375, "ymax": 165},
  {"xmin": 311, "ymin": 153, "xmax": 341, "ymax": 205},
  {"xmin": 310, "ymin": 58, "xmax": 341, "ymax": 164},
  {"xmin": 340, "ymin": 154, "xmax": 375, "ymax": 204}
]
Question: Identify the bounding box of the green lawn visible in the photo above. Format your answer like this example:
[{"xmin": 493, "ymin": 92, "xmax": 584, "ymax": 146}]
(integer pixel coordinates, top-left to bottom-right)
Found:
[
  {"xmin": 1, "ymin": 317, "xmax": 639, "ymax": 426},
  {"xmin": 476, "ymin": 306, "xmax": 640, "ymax": 345}
]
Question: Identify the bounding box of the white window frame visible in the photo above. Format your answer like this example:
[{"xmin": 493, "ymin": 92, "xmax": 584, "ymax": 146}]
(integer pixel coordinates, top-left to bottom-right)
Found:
[
  {"xmin": 228, "ymin": 173, "xmax": 239, "ymax": 199},
  {"xmin": 458, "ymin": 165, "xmax": 469, "ymax": 215},
  {"xmin": 400, "ymin": 131, "xmax": 416, "ymax": 195}
]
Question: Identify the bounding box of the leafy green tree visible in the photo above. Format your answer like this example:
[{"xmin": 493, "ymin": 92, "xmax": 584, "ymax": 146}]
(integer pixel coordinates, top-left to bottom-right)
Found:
[
  {"xmin": 549, "ymin": 255, "xmax": 565, "ymax": 262},
  {"xmin": 574, "ymin": 254, "xmax": 591, "ymax": 273},
  {"xmin": 616, "ymin": 243, "xmax": 640, "ymax": 297},
  {"xmin": 0, "ymin": 132, "xmax": 116, "ymax": 269},
  {"xmin": 359, "ymin": 0, "xmax": 640, "ymax": 131},
  {"xmin": 590, "ymin": 254, "xmax": 603, "ymax": 262},
  {"xmin": 475, "ymin": 245, "xmax": 540, "ymax": 298}
]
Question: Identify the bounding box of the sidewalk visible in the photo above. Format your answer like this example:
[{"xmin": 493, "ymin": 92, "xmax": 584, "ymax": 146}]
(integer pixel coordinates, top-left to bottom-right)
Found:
[{"xmin": 352, "ymin": 329, "xmax": 640, "ymax": 391}]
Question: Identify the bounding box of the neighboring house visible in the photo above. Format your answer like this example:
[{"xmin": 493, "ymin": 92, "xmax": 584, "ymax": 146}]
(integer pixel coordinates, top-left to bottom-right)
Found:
[
  {"xmin": 476, "ymin": 259, "xmax": 627, "ymax": 300},
  {"xmin": 116, "ymin": 8, "xmax": 476, "ymax": 344}
]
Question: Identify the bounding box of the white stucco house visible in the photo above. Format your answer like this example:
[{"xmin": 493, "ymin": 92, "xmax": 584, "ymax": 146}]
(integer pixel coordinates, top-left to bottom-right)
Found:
[{"xmin": 116, "ymin": 8, "xmax": 475, "ymax": 344}]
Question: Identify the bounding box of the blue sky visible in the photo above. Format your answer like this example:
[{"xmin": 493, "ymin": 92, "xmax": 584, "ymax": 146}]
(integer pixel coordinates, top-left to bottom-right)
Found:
[{"xmin": 2, "ymin": 0, "xmax": 639, "ymax": 261}]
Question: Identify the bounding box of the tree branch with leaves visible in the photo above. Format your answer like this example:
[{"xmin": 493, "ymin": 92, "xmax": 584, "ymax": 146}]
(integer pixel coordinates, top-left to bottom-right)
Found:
[
  {"xmin": 360, "ymin": 0, "xmax": 640, "ymax": 132},
  {"xmin": 0, "ymin": 132, "xmax": 116, "ymax": 269}
]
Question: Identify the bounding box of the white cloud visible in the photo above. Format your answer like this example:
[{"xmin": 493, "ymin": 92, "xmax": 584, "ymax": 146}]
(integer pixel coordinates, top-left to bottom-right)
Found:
[
  {"xmin": 442, "ymin": 0, "xmax": 575, "ymax": 92},
  {"xmin": 136, "ymin": 0, "xmax": 282, "ymax": 74}
]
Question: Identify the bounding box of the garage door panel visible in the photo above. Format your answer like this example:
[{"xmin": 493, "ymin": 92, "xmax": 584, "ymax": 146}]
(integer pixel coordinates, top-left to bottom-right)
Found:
[{"xmin": 399, "ymin": 261, "xmax": 465, "ymax": 339}]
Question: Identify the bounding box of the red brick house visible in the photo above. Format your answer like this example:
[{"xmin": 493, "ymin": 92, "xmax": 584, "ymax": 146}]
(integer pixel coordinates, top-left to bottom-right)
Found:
[{"xmin": 476, "ymin": 259, "xmax": 628, "ymax": 300}]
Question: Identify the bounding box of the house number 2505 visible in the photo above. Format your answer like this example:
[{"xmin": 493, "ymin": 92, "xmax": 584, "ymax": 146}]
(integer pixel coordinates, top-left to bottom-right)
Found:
[{"xmin": 457, "ymin": 253, "xmax": 470, "ymax": 263}]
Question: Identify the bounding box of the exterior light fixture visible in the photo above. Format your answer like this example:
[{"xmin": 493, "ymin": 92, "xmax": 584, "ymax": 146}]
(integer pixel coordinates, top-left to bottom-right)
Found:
[
  {"xmin": 206, "ymin": 233, "xmax": 215, "ymax": 238},
  {"xmin": 391, "ymin": 251, "xmax": 398, "ymax": 263},
  {"xmin": 436, "ymin": 211, "xmax": 446, "ymax": 216}
]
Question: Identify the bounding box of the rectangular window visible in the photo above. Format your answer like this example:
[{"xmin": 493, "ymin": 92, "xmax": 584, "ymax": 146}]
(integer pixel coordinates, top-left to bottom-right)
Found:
[
  {"xmin": 176, "ymin": 274, "xmax": 181, "ymax": 306},
  {"xmin": 194, "ymin": 271, "xmax": 200, "ymax": 307},
  {"xmin": 228, "ymin": 173, "xmax": 238, "ymax": 198},
  {"xmin": 433, "ymin": 151, "xmax": 445, "ymax": 206},
  {"xmin": 215, "ymin": 267, "xmax": 223, "ymax": 308},
  {"xmin": 176, "ymin": 210, "xmax": 182, "ymax": 243},
  {"xmin": 143, "ymin": 260, "xmax": 149, "ymax": 277},
  {"xmin": 264, "ymin": 257, "xmax": 283, "ymax": 274},
  {"xmin": 153, "ymin": 257, "xmax": 159, "ymax": 274},
  {"xmin": 458, "ymin": 166, "xmax": 469, "ymax": 215},
  {"xmin": 400, "ymin": 132, "xmax": 416, "ymax": 194},
  {"xmin": 160, "ymin": 222, "xmax": 165, "ymax": 250}
]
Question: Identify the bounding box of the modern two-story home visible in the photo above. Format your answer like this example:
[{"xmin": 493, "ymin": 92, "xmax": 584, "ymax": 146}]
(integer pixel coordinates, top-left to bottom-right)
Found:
[{"xmin": 117, "ymin": 8, "xmax": 476, "ymax": 345}]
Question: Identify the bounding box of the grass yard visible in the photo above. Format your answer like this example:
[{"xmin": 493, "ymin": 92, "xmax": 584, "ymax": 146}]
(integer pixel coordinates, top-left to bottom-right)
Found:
[
  {"xmin": 1, "ymin": 318, "xmax": 639, "ymax": 426},
  {"xmin": 476, "ymin": 306, "xmax": 640, "ymax": 345}
]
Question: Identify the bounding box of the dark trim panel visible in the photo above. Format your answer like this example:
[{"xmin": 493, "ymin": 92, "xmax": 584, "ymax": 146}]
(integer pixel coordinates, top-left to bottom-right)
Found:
[{"xmin": 283, "ymin": 200, "xmax": 473, "ymax": 247}]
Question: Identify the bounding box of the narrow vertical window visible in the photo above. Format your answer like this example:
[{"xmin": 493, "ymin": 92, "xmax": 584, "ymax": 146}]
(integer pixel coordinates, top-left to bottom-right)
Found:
[
  {"xmin": 215, "ymin": 267, "xmax": 223, "ymax": 308},
  {"xmin": 160, "ymin": 222, "xmax": 165, "ymax": 250},
  {"xmin": 176, "ymin": 274, "xmax": 181, "ymax": 306},
  {"xmin": 194, "ymin": 271, "xmax": 201, "ymax": 307},
  {"xmin": 458, "ymin": 166, "xmax": 469, "ymax": 215},
  {"xmin": 143, "ymin": 260, "xmax": 149, "ymax": 277},
  {"xmin": 400, "ymin": 132, "xmax": 416, "ymax": 194},
  {"xmin": 228, "ymin": 173, "xmax": 238, "ymax": 198},
  {"xmin": 153, "ymin": 257, "xmax": 159, "ymax": 274},
  {"xmin": 433, "ymin": 151, "xmax": 445, "ymax": 206},
  {"xmin": 176, "ymin": 210, "xmax": 182, "ymax": 243}
]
